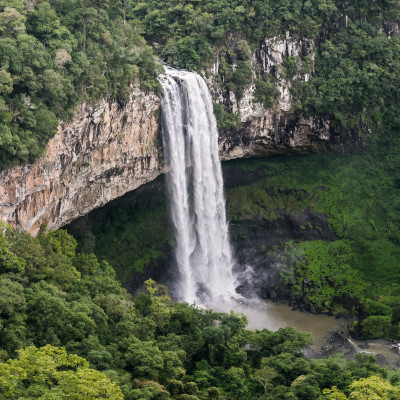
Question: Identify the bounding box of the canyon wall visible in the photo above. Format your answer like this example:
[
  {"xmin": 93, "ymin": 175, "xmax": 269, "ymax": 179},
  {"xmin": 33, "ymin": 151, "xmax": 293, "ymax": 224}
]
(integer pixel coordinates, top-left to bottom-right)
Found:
[
  {"xmin": 0, "ymin": 37, "xmax": 360, "ymax": 234},
  {"xmin": 0, "ymin": 87, "xmax": 161, "ymax": 235},
  {"xmin": 207, "ymin": 35, "xmax": 358, "ymax": 160}
]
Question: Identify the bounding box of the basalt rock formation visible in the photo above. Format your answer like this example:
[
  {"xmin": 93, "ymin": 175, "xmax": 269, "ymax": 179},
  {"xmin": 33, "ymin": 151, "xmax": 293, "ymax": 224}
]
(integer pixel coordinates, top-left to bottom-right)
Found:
[
  {"xmin": 208, "ymin": 35, "xmax": 359, "ymax": 160},
  {"xmin": 0, "ymin": 87, "xmax": 161, "ymax": 235},
  {"xmin": 0, "ymin": 37, "xmax": 360, "ymax": 234}
]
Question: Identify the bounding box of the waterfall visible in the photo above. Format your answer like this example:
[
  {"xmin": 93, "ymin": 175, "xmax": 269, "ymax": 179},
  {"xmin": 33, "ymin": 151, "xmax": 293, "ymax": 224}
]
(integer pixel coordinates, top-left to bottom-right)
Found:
[
  {"xmin": 160, "ymin": 68, "xmax": 286, "ymax": 331},
  {"xmin": 161, "ymin": 67, "xmax": 237, "ymax": 305}
]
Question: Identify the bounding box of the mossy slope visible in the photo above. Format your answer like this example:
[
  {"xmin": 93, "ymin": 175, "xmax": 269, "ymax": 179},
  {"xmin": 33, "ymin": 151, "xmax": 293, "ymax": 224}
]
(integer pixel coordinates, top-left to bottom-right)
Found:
[{"xmin": 224, "ymin": 145, "xmax": 400, "ymax": 338}]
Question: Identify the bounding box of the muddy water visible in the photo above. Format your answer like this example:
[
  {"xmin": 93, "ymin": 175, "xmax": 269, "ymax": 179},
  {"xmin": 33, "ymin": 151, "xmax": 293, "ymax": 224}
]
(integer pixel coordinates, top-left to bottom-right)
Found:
[
  {"xmin": 214, "ymin": 298, "xmax": 346, "ymax": 350},
  {"xmin": 214, "ymin": 299, "xmax": 400, "ymax": 367},
  {"xmin": 262, "ymin": 302, "xmax": 400, "ymax": 366},
  {"xmin": 257, "ymin": 301, "xmax": 347, "ymax": 349}
]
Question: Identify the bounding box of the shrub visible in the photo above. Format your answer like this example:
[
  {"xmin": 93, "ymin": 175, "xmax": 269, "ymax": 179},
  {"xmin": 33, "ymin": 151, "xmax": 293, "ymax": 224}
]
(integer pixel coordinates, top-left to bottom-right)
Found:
[
  {"xmin": 362, "ymin": 316, "xmax": 391, "ymax": 338},
  {"xmin": 254, "ymin": 79, "xmax": 277, "ymax": 108},
  {"xmin": 207, "ymin": 387, "xmax": 220, "ymax": 399},
  {"xmin": 365, "ymin": 300, "xmax": 392, "ymax": 317}
]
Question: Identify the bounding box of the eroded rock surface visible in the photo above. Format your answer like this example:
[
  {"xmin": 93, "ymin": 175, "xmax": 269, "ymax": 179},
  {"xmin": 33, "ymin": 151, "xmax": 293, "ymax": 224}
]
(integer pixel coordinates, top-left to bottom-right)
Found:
[
  {"xmin": 206, "ymin": 35, "xmax": 360, "ymax": 160},
  {"xmin": 0, "ymin": 87, "xmax": 161, "ymax": 235}
]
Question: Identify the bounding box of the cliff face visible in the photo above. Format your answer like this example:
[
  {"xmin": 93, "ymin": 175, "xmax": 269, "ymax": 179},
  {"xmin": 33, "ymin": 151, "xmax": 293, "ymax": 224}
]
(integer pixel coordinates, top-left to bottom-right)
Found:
[
  {"xmin": 207, "ymin": 35, "xmax": 358, "ymax": 160},
  {"xmin": 0, "ymin": 87, "xmax": 161, "ymax": 235},
  {"xmin": 0, "ymin": 37, "xmax": 360, "ymax": 234}
]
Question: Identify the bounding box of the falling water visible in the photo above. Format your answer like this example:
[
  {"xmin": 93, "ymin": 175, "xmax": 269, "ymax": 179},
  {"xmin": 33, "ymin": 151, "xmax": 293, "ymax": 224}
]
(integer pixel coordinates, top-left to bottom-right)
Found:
[
  {"xmin": 160, "ymin": 68, "xmax": 347, "ymax": 340},
  {"xmin": 161, "ymin": 74, "xmax": 392, "ymax": 346},
  {"xmin": 161, "ymin": 67, "xmax": 237, "ymax": 305}
]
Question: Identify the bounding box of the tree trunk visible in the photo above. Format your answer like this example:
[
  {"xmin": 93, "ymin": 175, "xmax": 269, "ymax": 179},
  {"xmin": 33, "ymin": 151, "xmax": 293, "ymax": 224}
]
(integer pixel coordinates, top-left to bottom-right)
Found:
[{"xmin": 123, "ymin": 0, "xmax": 126, "ymax": 37}]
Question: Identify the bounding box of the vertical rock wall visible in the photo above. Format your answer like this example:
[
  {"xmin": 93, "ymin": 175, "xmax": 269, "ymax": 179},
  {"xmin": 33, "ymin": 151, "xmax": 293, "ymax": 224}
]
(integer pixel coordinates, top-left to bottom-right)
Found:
[
  {"xmin": 0, "ymin": 87, "xmax": 161, "ymax": 235},
  {"xmin": 206, "ymin": 35, "xmax": 360, "ymax": 160}
]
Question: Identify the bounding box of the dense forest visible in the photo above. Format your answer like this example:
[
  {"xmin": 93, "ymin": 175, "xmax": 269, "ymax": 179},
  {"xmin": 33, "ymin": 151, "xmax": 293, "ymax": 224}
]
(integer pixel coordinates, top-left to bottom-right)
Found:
[
  {"xmin": 2, "ymin": 224, "xmax": 400, "ymax": 399},
  {"xmin": 0, "ymin": 0, "xmax": 161, "ymax": 168},
  {"xmin": 1, "ymin": 0, "xmax": 400, "ymax": 167},
  {"xmin": 2, "ymin": 0, "xmax": 400, "ymax": 399}
]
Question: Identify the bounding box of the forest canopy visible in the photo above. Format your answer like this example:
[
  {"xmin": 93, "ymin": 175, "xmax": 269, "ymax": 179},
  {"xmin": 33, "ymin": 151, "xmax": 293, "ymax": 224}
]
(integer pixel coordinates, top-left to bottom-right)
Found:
[
  {"xmin": 1, "ymin": 1, "xmax": 400, "ymax": 398},
  {"xmin": 0, "ymin": 0, "xmax": 161, "ymax": 169},
  {"xmin": 1, "ymin": 224, "xmax": 400, "ymax": 399}
]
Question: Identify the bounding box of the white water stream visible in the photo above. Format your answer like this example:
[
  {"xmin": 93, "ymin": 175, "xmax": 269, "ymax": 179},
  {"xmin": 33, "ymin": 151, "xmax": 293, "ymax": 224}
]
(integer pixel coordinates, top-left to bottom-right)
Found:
[{"xmin": 161, "ymin": 67, "xmax": 237, "ymax": 305}]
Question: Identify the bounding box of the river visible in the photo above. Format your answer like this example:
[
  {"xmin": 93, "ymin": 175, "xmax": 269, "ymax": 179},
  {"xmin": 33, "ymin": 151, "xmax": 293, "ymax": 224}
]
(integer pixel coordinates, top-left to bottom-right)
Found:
[{"xmin": 212, "ymin": 298, "xmax": 400, "ymax": 368}]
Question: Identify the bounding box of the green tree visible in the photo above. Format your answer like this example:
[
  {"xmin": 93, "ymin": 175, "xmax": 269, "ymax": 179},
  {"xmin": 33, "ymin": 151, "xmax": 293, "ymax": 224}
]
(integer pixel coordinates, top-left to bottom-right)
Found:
[
  {"xmin": 123, "ymin": 336, "xmax": 164, "ymax": 380},
  {"xmin": 0, "ymin": 69, "xmax": 12, "ymax": 95},
  {"xmin": 0, "ymin": 277, "xmax": 26, "ymax": 353},
  {"xmin": 0, "ymin": 345, "xmax": 124, "ymax": 399},
  {"xmin": 349, "ymin": 376, "xmax": 400, "ymax": 399},
  {"xmin": 362, "ymin": 316, "xmax": 391, "ymax": 339},
  {"xmin": 253, "ymin": 358, "xmax": 278, "ymax": 394},
  {"xmin": 322, "ymin": 386, "xmax": 349, "ymax": 399}
]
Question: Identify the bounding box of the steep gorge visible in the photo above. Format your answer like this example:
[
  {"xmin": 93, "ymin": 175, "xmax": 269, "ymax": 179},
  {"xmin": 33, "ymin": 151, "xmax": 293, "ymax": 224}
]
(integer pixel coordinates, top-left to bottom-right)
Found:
[{"xmin": 0, "ymin": 37, "xmax": 359, "ymax": 235}]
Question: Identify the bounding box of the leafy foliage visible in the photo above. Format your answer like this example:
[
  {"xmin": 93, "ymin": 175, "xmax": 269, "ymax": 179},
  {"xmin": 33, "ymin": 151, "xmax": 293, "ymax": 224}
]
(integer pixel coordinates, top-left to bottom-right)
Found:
[
  {"xmin": 213, "ymin": 103, "xmax": 241, "ymax": 133},
  {"xmin": 0, "ymin": 0, "xmax": 161, "ymax": 169},
  {"xmin": 130, "ymin": 0, "xmax": 370, "ymax": 70},
  {"xmin": 254, "ymin": 79, "xmax": 278, "ymax": 108},
  {"xmin": 323, "ymin": 375, "xmax": 400, "ymax": 399},
  {"xmin": 224, "ymin": 142, "xmax": 400, "ymax": 338},
  {"xmin": 66, "ymin": 180, "xmax": 174, "ymax": 288},
  {"xmin": 360, "ymin": 316, "xmax": 392, "ymax": 340},
  {"xmin": 131, "ymin": 0, "xmax": 400, "ymax": 141},
  {"xmin": 0, "ymin": 345, "xmax": 124, "ymax": 399},
  {"xmin": 1, "ymin": 225, "xmax": 399, "ymax": 399},
  {"xmin": 299, "ymin": 22, "xmax": 400, "ymax": 138},
  {"xmin": 280, "ymin": 240, "xmax": 369, "ymax": 312},
  {"xmin": 1, "ymin": 0, "xmax": 400, "ymax": 169}
]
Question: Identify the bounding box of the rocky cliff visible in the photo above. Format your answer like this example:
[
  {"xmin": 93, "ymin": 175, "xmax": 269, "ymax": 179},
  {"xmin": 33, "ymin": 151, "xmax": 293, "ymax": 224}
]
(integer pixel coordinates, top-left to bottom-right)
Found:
[
  {"xmin": 0, "ymin": 87, "xmax": 161, "ymax": 235},
  {"xmin": 207, "ymin": 35, "xmax": 359, "ymax": 160},
  {"xmin": 0, "ymin": 37, "xmax": 360, "ymax": 234}
]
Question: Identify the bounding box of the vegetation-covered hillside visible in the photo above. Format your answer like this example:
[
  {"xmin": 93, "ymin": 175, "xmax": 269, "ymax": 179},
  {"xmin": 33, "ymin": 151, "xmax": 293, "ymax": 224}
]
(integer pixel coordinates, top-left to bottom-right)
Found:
[
  {"xmin": 224, "ymin": 138, "xmax": 400, "ymax": 339},
  {"xmin": 0, "ymin": 0, "xmax": 161, "ymax": 169},
  {"xmin": 67, "ymin": 136, "xmax": 400, "ymax": 341},
  {"xmin": 1, "ymin": 0, "xmax": 400, "ymax": 168},
  {"xmin": 134, "ymin": 0, "xmax": 400, "ymax": 137},
  {"xmin": 2, "ymin": 223, "xmax": 400, "ymax": 399},
  {"xmin": 2, "ymin": 0, "xmax": 400, "ymax": 397}
]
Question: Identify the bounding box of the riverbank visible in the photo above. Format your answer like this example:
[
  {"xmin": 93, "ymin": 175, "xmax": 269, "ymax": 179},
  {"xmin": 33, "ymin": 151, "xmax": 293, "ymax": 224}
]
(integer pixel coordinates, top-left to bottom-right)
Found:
[{"xmin": 220, "ymin": 299, "xmax": 400, "ymax": 368}]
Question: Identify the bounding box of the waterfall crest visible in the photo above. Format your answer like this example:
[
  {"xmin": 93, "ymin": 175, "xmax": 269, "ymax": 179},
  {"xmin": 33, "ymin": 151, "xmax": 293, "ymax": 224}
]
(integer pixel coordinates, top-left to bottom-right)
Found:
[{"xmin": 161, "ymin": 67, "xmax": 237, "ymax": 305}]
